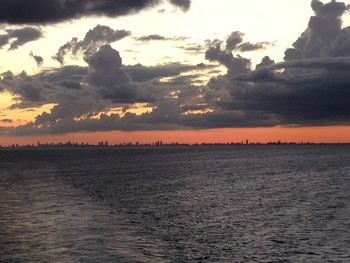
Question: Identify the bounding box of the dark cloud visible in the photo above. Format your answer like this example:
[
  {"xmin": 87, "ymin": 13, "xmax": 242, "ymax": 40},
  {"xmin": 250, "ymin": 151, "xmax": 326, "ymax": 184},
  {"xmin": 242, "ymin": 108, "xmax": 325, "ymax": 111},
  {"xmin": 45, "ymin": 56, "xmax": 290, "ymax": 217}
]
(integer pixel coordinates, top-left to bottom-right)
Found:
[
  {"xmin": 0, "ymin": 43, "xmax": 205, "ymax": 134},
  {"xmin": 135, "ymin": 34, "xmax": 171, "ymax": 41},
  {"xmin": 84, "ymin": 44, "xmax": 142, "ymax": 103},
  {"xmin": 0, "ymin": 0, "xmax": 191, "ymax": 25},
  {"xmin": 135, "ymin": 34, "xmax": 188, "ymax": 42},
  {"xmin": 204, "ymin": 0, "xmax": 350, "ymax": 127},
  {"xmin": 0, "ymin": 27, "xmax": 42, "ymax": 50},
  {"xmin": 311, "ymin": 0, "xmax": 324, "ymax": 12},
  {"xmin": 226, "ymin": 70, "xmax": 350, "ymax": 125},
  {"xmin": 204, "ymin": 32, "xmax": 273, "ymax": 76},
  {"xmin": 1, "ymin": 0, "xmax": 350, "ymax": 135},
  {"xmin": 177, "ymin": 44, "xmax": 206, "ymax": 55},
  {"xmin": 30, "ymin": 51, "xmax": 44, "ymax": 67},
  {"xmin": 125, "ymin": 63, "xmax": 203, "ymax": 82},
  {"xmin": 205, "ymin": 41, "xmax": 251, "ymax": 77},
  {"xmin": 256, "ymin": 56, "xmax": 275, "ymax": 69},
  {"xmin": 53, "ymin": 25, "xmax": 130, "ymax": 65},
  {"xmin": 3, "ymin": 71, "xmax": 46, "ymax": 107},
  {"xmin": 224, "ymin": 31, "xmax": 273, "ymax": 52},
  {"xmin": 236, "ymin": 41, "xmax": 273, "ymax": 52},
  {"xmin": 40, "ymin": 66, "xmax": 88, "ymax": 84},
  {"xmin": 169, "ymin": 0, "xmax": 191, "ymax": 11},
  {"xmin": 285, "ymin": 0, "xmax": 349, "ymax": 60},
  {"xmin": 329, "ymin": 26, "xmax": 350, "ymax": 57},
  {"xmin": 284, "ymin": 48, "xmax": 302, "ymax": 61},
  {"xmin": 0, "ymin": 119, "xmax": 13, "ymax": 123},
  {"xmin": 225, "ymin": 31, "xmax": 244, "ymax": 51}
]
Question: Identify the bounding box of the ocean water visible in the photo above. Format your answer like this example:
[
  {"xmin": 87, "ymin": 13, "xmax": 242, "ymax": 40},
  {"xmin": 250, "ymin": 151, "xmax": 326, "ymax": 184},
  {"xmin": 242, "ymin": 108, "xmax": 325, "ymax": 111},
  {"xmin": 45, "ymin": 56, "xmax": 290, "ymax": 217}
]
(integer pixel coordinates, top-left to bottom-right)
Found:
[{"xmin": 0, "ymin": 145, "xmax": 349, "ymax": 262}]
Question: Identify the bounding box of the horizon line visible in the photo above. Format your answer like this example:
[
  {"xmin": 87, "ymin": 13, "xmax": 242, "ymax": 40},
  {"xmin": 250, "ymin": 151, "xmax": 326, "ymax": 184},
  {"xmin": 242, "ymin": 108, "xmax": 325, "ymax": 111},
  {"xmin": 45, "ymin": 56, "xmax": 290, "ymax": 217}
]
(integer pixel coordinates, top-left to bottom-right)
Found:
[{"xmin": 2, "ymin": 140, "xmax": 350, "ymax": 148}]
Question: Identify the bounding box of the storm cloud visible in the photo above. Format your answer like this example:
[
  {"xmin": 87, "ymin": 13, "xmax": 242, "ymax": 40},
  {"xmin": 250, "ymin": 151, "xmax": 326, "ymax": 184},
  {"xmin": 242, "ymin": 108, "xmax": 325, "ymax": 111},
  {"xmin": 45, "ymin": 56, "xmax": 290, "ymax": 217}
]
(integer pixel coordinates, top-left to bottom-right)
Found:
[
  {"xmin": 204, "ymin": 0, "xmax": 350, "ymax": 127},
  {"xmin": 225, "ymin": 31, "xmax": 273, "ymax": 53},
  {"xmin": 0, "ymin": 27, "xmax": 42, "ymax": 50},
  {"xmin": 204, "ymin": 31, "xmax": 274, "ymax": 77},
  {"xmin": 285, "ymin": 0, "xmax": 350, "ymax": 60},
  {"xmin": 0, "ymin": 0, "xmax": 192, "ymax": 25},
  {"xmin": 0, "ymin": 0, "xmax": 350, "ymax": 136},
  {"xmin": 0, "ymin": 41, "xmax": 210, "ymax": 135},
  {"xmin": 125, "ymin": 63, "xmax": 204, "ymax": 82},
  {"xmin": 53, "ymin": 25, "xmax": 131, "ymax": 65},
  {"xmin": 205, "ymin": 40, "xmax": 251, "ymax": 77},
  {"xmin": 236, "ymin": 42, "xmax": 273, "ymax": 52}
]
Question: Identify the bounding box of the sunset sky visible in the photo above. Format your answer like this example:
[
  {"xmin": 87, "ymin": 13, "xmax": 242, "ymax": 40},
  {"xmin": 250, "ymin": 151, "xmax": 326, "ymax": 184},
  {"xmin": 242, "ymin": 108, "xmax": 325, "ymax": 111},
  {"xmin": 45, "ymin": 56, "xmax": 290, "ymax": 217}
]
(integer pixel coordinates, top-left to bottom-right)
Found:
[{"xmin": 0, "ymin": 0, "xmax": 350, "ymax": 145}]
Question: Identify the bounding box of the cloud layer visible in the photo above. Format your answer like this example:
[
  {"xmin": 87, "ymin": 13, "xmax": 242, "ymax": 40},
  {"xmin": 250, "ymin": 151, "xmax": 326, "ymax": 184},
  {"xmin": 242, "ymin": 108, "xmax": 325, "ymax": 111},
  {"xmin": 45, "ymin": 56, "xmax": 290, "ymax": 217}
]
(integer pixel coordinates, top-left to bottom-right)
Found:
[
  {"xmin": 53, "ymin": 25, "xmax": 131, "ymax": 65},
  {"xmin": 0, "ymin": 0, "xmax": 350, "ymax": 136},
  {"xmin": 0, "ymin": 0, "xmax": 191, "ymax": 24},
  {"xmin": 0, "ymin": 27, "xmax": 42, "ymax": 50}
]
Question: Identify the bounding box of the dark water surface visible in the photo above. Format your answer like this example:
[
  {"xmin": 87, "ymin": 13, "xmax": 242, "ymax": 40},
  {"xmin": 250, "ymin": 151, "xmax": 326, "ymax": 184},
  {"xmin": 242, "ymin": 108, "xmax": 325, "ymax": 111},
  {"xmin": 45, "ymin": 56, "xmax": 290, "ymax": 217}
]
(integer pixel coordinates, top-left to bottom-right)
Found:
[{"xmin": 0, "ymin": 145, "xmax": 349, "ymax": 262}]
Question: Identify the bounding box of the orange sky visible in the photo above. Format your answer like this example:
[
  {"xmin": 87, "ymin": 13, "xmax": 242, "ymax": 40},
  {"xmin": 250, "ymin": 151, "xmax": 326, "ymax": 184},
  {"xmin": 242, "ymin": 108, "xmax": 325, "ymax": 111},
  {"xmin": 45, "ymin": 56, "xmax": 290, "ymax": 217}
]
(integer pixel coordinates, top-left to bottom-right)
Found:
[{"xmin": 1, "ymin": 126, "xmax": 349, "ymax": 146}]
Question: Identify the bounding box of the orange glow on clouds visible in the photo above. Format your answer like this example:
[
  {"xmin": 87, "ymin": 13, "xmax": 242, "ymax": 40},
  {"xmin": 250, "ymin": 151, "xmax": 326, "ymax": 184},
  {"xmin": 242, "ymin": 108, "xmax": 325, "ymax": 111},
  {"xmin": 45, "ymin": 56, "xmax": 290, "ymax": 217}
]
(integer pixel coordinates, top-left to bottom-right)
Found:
[
  {"xmin": 0, "ymin": 92, "xmax": 56, "ymax": 126},
  {"xmin": 0, "ymin": 126, "xmax": 349, "ymax": 146}
]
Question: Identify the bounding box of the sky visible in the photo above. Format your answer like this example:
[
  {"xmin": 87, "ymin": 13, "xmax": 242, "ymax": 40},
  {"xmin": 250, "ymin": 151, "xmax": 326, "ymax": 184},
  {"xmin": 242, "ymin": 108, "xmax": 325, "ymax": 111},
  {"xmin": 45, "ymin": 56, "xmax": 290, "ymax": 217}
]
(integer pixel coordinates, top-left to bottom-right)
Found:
[{"xmin": 0, "ymin": 0, "xmax": 350, "ymax": 145}]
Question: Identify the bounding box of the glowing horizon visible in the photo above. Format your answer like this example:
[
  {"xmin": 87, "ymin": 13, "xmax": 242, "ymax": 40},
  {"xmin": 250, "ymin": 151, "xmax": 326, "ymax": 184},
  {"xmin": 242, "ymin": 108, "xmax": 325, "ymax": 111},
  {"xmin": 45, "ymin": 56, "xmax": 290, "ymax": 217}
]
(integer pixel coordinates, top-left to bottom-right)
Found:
[{"xmin": 1, "ymin": 126, "xmax": 350, "ymax": 147}]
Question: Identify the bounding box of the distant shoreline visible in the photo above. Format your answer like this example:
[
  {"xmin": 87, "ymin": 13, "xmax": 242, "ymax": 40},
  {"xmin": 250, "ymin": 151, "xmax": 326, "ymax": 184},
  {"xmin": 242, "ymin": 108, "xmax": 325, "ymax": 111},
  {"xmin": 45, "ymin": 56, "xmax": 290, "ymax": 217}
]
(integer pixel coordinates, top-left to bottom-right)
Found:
[{"xmin": 1, "ymin": 142, "xmax": 349, "ymax": 149}]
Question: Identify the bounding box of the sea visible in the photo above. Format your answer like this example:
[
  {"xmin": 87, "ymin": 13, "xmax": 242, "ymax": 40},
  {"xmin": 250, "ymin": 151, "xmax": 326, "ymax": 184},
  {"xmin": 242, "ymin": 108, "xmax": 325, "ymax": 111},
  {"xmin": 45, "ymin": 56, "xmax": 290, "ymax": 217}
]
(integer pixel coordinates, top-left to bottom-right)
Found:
[{"xmin": 0, "ymin": 145, "xmax": 349, "ymax": 262}]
